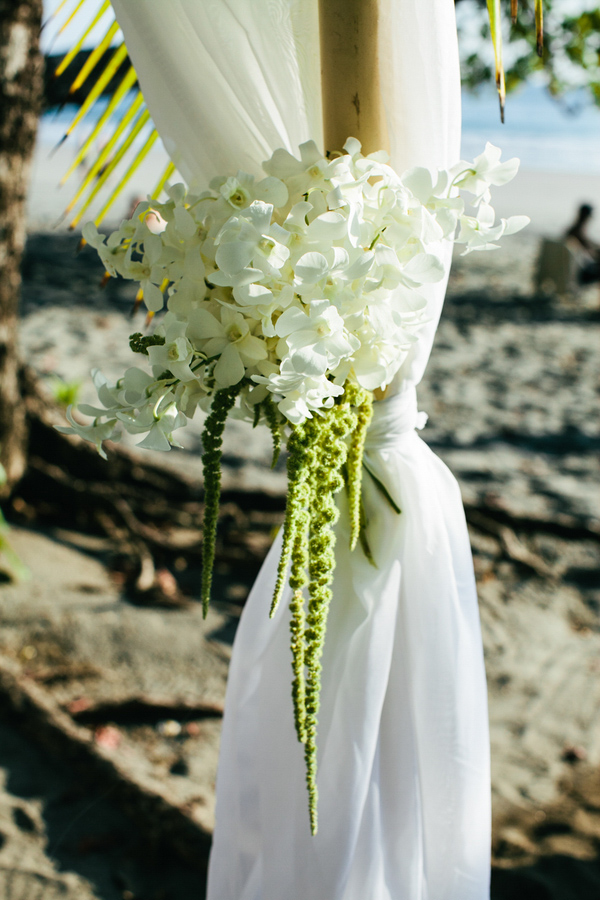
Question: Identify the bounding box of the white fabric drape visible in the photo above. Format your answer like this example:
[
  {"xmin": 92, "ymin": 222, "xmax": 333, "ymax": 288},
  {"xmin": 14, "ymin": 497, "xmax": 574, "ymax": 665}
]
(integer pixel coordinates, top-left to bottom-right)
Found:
[{"xmin": 110, "ymin": 2, "xmax": 491, "ymax": 897}]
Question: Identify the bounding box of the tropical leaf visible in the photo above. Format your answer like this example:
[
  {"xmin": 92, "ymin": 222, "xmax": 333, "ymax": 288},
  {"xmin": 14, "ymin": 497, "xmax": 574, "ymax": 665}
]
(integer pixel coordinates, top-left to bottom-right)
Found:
[
  {"xmin": 47, "ymin": 0, "xmax": 175, "ymax": 230},
  {"xmin": 535, "ymin": 0, "xmax": 544, "ymax": 58},
  {"xmin": 487, "ymin": 0, "xmax": 506, "ymax": 122}
]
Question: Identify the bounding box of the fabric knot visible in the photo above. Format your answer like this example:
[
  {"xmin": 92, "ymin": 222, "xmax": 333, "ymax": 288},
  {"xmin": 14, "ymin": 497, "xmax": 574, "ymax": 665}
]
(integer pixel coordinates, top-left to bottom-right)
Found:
[{"xmin": 364, "ymin": 384, "xmax": 426, "ymax": 452}]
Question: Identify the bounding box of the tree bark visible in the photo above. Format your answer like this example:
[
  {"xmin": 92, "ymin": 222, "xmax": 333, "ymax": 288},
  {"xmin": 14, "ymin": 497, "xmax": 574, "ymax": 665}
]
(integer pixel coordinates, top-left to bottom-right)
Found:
[{"xmin": 0, "ymin": 0, "xmax": 43, "ymax": 494}]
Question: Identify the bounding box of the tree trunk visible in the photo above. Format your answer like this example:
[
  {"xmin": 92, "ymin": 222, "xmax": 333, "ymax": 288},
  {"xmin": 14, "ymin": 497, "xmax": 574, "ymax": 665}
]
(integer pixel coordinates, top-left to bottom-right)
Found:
[{"xmin": 0, "ymin": 0, "xmax": 43, "ymax": 495}]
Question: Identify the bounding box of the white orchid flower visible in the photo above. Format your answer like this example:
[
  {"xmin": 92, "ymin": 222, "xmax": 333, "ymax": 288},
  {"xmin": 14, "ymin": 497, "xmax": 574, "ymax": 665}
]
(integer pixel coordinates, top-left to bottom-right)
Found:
[
  {"xmin": 212, "ymin": 201, "xmax": 290, "ymax": 286},
  {"xmin": 452, "ymin": 143, "xmax": 520, "ymax": 205},
  {"xmin": 147, "ymin": 319, "xmax": 197, "ymax": 383},
  {"xmin": 253, "ymin": 360, "xmax": 344, "ymax": 423},
  {"xmin": 233, "ymin": 283, "xmax": 294, "ymax": 337},
  {"xmin": 136, "ymin": 401, "xmax": 187, "ymax": 451},
  {"xmin": 275, "ymin": 300, "xmax": 359, "ymax": 376},
  {"xmin": 457, "ymin": 203, "xmax": 529, "ymax": 254},
  {"xmin": 264, "ymin": 140, "xmax": 332, "ymax": 196},
  {"xmin": 186, "ymin": 305, "xmax": 267, "ymax": 387},
  {"xmin": 56, "ymin": 407, "xmax": 120, "ymax": 460}
]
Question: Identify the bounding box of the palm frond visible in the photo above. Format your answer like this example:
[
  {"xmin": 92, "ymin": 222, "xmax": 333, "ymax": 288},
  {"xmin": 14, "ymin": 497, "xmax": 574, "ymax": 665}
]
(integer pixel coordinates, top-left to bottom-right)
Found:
[
  {"xmin": 535, "ymin": 0, "xmax": 544, "ymax": 58},
  {"xmin": 486, "ymin": 0, "xmax": 545, "ymax": 122},
  {"xmin": 48, "ymin": 0, "xmax": 175, "ymax": 230},
  {"xmin": 486, "ymin": 0, "xmax": 506, "ymax": 122},
  {"xmin": 53, "ymin": 1, "xmax": 111, "ymax": 77}
]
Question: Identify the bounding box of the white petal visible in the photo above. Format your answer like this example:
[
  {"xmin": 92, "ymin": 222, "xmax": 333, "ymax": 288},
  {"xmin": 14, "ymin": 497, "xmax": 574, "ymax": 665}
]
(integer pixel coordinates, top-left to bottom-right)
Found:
[
  {"xmin": 503, "ymin": 215, "xmax": 530, "ymax": 235},
  {"xmin": 307, "ymin": 211, "xmax": 348, "ymax": 242},
  {"xmin": 255, "ymin": 177, "xmax": 289, "ymax": 209},
  {"xmin": 138, "ymin": 424, "xmax": 172, "ymax": 451},
  {"xmin": 263, "ymin": 148, "xmax": 304, "ymax": 179},
  {"xmin": 215, "ymin": 240, "xmax": 255, "ymax": 275},
  {"xmin": 214, "ymin": 343, "xmax": 245, "ymax": 387},
  {"xmin": 173, "ymin": 207, "xmax": 197, "ymax": 238},
  {"xmin": 401, "ymin": 253, "xmax": 445, "ymax": 285},
  {"xmin": 209, "ymin": 267, "xmax": 263, "ymax": 287},
  {"xmin": 187, "ymin": 308, "xmax": 225, "ymax": 341},
  {"xmin": 234, "ymin": 283, "xmax": 273, "ymax": 306},
  {"xmin": 143, "ymin": 282, "xmax": 164, "ymax": 312},
  {"xmin": 295, "ymin": 251, "xmax": 329, "ymax": 284},
  {"xmin": 402, "ymin": 166, "xmax": 434, "ymax": 202},
  {"xmin": 343, "ymin": 137, "xmax": 362, "ymax": 157},
  {"xmin": 275, "ymin": 305, "xmax": 307, "ymax": 337},
  {"xmin": 143, "ymin": 232, "xmax": 163, "ymax": 264},
  {"xmin": 242, "ymin": 201, "xmax": 273, "ymax": 234}
]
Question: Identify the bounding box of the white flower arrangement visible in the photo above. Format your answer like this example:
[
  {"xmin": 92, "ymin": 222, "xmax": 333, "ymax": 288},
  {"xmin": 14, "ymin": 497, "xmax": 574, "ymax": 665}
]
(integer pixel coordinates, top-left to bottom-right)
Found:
[
  {"xmin": 59, "ymin": 137, "xmax": 527, "ymax": 834},
  {"xmin": 63, "ymin": 138, "xmax": 527, "ymax": 453}
]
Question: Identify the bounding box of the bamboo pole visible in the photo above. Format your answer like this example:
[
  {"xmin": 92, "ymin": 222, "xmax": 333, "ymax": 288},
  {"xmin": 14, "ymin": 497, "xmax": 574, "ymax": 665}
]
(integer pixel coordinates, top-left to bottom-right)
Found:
[
  {"xmin": 318, "ymin": 0, "xmax": 389, "ymax": 157},
  {"xmin": 319, "ymin": 0, "xmax": 391, "ymax": 399}
]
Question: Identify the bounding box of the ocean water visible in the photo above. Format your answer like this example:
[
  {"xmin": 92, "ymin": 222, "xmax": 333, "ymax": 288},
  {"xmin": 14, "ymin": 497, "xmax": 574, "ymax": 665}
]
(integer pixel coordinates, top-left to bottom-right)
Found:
[
  {"xmin": 31, "ymin": 82, "xmax": 599, "ymax": 231},
  {"xmin": 462, "ymin": 83, "xmax": 600, "ymax": 174},
  {"xmin": 40, "ymin": 81, "xmax": 600, "ymax": 175}
]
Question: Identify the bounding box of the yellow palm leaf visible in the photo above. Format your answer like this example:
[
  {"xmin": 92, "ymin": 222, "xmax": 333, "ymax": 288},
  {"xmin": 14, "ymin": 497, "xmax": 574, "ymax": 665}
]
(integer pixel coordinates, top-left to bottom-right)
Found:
[
  {"xmin": 63, "ymin": 91, "xmax": 145, "ymax": 212},
  {"xmin": 67, "ymin": 105, "xmax": 150, "ymax": 222},
  {"xmin": 69, "ymin": 19, "xmax": 120, "ymax": 92},
  {"xmin": 62, "ymin": 41, "xmax": 129, "ymax": 138},
  {"xmin": 486, "ymin": 0, "xmax": 506, "ymax": 122},
  {"xmin": 151, "ymin": 161, "xmax": 177, "ymax": 199},
  {"xmin": 54, "ymin": 0, "xmax": 111, "ymax": 77},
  {"xmin": 535, "ymin": 0, "xmax": 544, "ymax": 57},
  {"xmin": 89, "ymin": 129, "xmax": 159, "ymax": 227},
  {"xmin": 60, "ymin": 64, "xmax": 137, "ymax": 184}
]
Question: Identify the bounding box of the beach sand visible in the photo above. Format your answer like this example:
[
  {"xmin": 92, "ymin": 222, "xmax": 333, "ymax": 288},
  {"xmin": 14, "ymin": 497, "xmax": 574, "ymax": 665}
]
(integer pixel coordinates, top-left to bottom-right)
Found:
[{"xmin": 2, "ymin": 148, "xmax": 600, "ymax": 897}]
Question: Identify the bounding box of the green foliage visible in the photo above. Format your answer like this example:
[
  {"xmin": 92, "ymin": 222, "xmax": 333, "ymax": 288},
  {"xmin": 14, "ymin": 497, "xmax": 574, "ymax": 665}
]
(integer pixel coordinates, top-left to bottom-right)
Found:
[
  {"xmin": 270, "ymin": 422, "xmax": 311, "ymax": 618},
  {"xmin": 302, "ymin": 402, "xmax": 356, "ymax": 835},
  {"xmin": 459, "ymin": 0, "xmax": 600, "ymax": 107},
  {"xmin": 48, "ymin": 376, "xmax": 82, "ymax": 408}
]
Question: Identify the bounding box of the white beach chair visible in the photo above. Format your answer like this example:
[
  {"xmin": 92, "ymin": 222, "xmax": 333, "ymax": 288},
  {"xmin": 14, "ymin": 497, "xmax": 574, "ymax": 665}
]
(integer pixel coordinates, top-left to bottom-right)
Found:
[{"xmin": 534, "ymin": 238, "xmax": 579, "ymax": 296}]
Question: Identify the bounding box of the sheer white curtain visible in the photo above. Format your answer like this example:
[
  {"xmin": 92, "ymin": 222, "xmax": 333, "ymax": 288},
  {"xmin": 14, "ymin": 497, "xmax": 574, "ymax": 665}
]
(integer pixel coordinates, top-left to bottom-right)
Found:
[{"xmin": 110, "ymin": 2, "xmax": 491, "ymax": 898}]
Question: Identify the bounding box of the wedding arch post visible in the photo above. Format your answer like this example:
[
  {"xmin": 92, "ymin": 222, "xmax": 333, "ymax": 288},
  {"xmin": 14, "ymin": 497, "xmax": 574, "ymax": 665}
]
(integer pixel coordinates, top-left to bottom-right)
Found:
[
  {"xmin": 318, "ymin": 0, "xmax": 389, "ymax": 156},
  {"xmin": 319, "ymin": 0, "xmax": 391, "ymax": 400}
]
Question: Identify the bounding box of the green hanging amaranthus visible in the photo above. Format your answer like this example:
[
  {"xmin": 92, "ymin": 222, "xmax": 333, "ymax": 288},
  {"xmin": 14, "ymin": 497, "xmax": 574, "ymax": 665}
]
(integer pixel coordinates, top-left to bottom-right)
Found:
[
  {"xmin": 199, "ymin": 380, "xmax": 373, "ymax": 834},
  {"xmin": 344, "ymin": 384, "xmax": 373, "ymax": 551},
  {"xmin": 200, "ymin": 383, "xmax": 243, "ymax": 616},
  {"xmin": 268, "ymin": 383, "xmax": 372, "ymax": 834}
]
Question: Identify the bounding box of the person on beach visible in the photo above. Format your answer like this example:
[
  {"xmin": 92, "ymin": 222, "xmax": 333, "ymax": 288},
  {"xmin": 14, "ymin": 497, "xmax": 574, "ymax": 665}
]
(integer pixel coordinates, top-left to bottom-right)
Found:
[{"xmin": 565, "ymin": 203, "xmax": 600, "ymax": 285}]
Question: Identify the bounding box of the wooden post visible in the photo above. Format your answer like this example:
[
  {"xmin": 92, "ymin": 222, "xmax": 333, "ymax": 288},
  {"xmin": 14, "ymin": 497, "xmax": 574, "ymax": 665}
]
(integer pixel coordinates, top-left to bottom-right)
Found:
[
  {"xmin": 319, "ymin": 0, "xmax": 391, "ymax": 399},
  {"xmin": 319, "ymin": 0, "xmax": 389, "ymax": 157}
]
